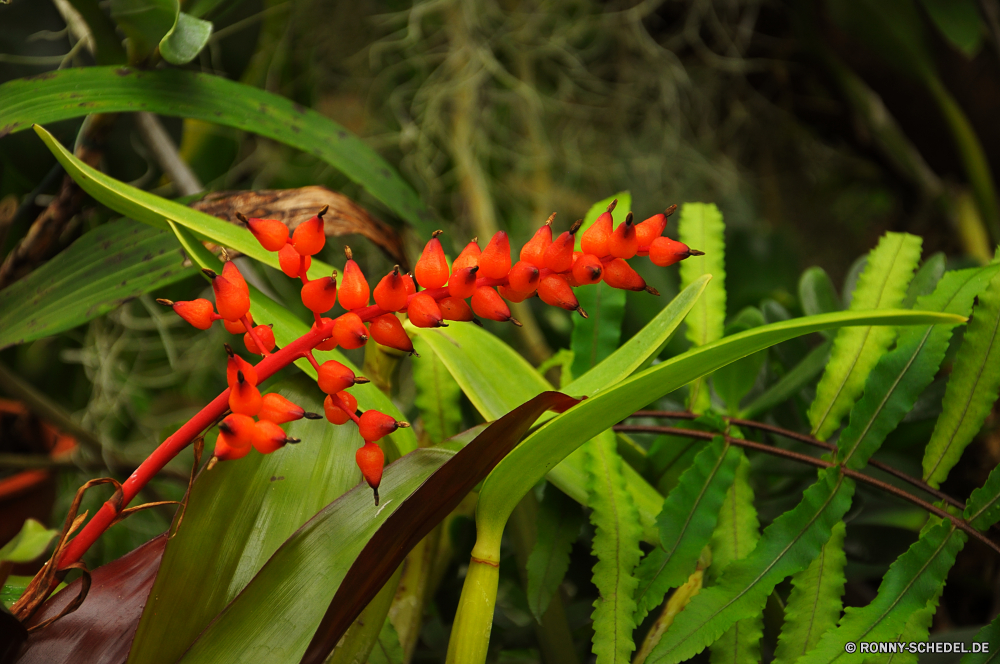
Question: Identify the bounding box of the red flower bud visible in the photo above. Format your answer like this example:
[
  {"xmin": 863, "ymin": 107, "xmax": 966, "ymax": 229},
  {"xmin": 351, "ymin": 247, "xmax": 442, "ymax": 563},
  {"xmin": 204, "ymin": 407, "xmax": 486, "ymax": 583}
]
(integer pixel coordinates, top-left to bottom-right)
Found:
[
  {"xmin": 369, "ymin": 313, "xmax": 414, "ymax": 354},
  {"xmin": 543, "ymin": 221, "xmax": 581, "ymax": 273},
  {"xmin": 229, "ymin": 370, "xmax": 262, "ymax": 416},
  {"xmin": 252, "ymin": 419, "xmax": 298, "ymax": 454},
  {"xmin": 222, "ymin": 261, "xmax": 249, "ymax": 296},
  {"xmin": 571, "ymin": 253, "xmax": 604, "ymax": 286},
  {"xmin": 225, "ymin": 345, "xmax": 258, "ymax": 387},
  {"xmin": 407, "ymin": 292, "xmax": 446, "ymax": 328},
  {"xmin": 448, "ymin": 266, "xmax": 479, "ymax": 299},
  {"xmin": 479, "ymin": 231, "xmax": 512, "ymax": 279},
  {"xmin": 471, "ymin": 286, "xmax": 518, "ymax": 325},
  {"xmin": 259, "ymin": 392, "xmax": 306, "ymax": 424},
  {"xmin": 244, "ymin": 324, "xmax": 275, "ymax": 355},
  {"xmin": 324, "ymin": 390, "xmax": 358, "ymax": 425},
  {"xmin": 581, "ymin": 199, "xmax": 616, "ymax": 257},
  {"xmin": 538, "ymin": 273, "xmax": 582, "ymax": 314},
  {"xmin": 339, "ymin": 247, "xmax": 370, "ymax": 309},
  {"xmin": 205, "ymin": 269, "xmax": 251, "ymax": 321},
  {"xmin": 508, "ymin": 261, "xmax": 540, "ymax": 293},
  {"xmin": 439, "ymin": 296, "xmax": 475, "ymax": 322},
  {"xmin": 415, "ymin": 230, "xmax": 449, "ymax": 289},
  {"xmin": 317, "ymin": 360, "xmax": 362, "ymax": 394},
  {"xmin": 291, "ymin": 207, "xmax": 327, "ymax": 256},
  {"xmin": 216, "ymin": 413, "xmax": 256, "ymax": 459},
  {"xmin": 160, "ymin": 298, "xmax": 215, "ymax": 330},
  {"xmin": 223, "ymin": 311, "xmax": 251, "ymax": 335},
  {"xmin": 356, "ymin": 441, "xmax": 385, "ymax": 504},
  {"xmin": 358, "ymin": 409, "xmax": 408, "ymax": 443},
  {"xmin": 634, "ymin": 208, "xmax": 672, "ymax": 249},
  {"xmin": 649, "ymin": 236, "xmax": 702, "ymax": 267},
  {"xmin": 608, "ymin": 211, "xmax": 638, "ymax": 259},
  {"xmin": 301, "ymin": 273, "xmax": 338, "ymax": 313},
  {"xmin": 452, "ymin": 238, "xmax": 481, "ymax": 272},
  {"xmin": 602, "ymin": 257, "xmax": 658, "ymax": 294},
  {"xmin": 373, "ymin": 266, "xmax": 408, "ymax": 312},
  {"xmin": 520, "ymin": 215, "xmax": 554, "ymax": 268},
  {"xmin": 278, "ymin": 243, "xmax": 310, "ymax": 279},
  {"xmin": 240, "ymin": 213, "xmax": 289, "ymax": 252},
  {"xmin": 333, "ymin": 312, "xmax": 369, "ymax": 349},
  {"xmin": 498, "ymin": 284, "xmax": 533, "ymax": 303}
]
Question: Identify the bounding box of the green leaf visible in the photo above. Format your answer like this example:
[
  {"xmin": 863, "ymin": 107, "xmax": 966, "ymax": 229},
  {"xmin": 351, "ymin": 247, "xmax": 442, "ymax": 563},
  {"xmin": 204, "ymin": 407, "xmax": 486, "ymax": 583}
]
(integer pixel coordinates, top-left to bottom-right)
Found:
[
  {"xmin": 475, "ymin": 308, "xmax": 959, "ymax": 558},
  {"xmin": 678, "ymin": 203, "xmax": 727, "ymax": 413},
  {"xmin": 110, "ymin": 0, "xmax": 176, "ymax": 61},
  {"xmin": 772, "ymin": 520, "xmax": 847, "ymax": 664},
  {"xmin": 837, "ymin": 265, "xmax": 997, "ymax": 470},
  {"xmin": 412, "ymin": 335, "xmax": 462, "ymax": 444},
  {"xmin": 0, "ymin": 519, "xmax": 57, "ymax": 564},
  {"xmin": 963, "ymin": 462, "xmax": 1000, "ymax": 530},
  {"xmin": 918, "ymin": 0, "xmax": 984, "ymax": 57},
  {"xmin": 571, "ymin": 192, "xmax": 630, "ymax": 379},
  {"xmin": 526, "ymin": 484, "xmax": 583, "ymax": 623},
  {"xmin": 585, "ymin": 431, "xmax": 643, "ymax": 664},
  {"xmin": 368, "ymin": 617, "xmax": 405, "ymax": 664},
  {"xmin": 739, "ymin": 340, "xmax": 831, "ymax": 419},
  {"xmin": 633, "ymin": 437, "xmax": 740, "ymax": 623},
  {"xmin": 159, "ymin": 12, "xmax": 213, "ymax": 65},
  {"xmin": 32, "ymin": 125, "xmax": 336, "ymax": 280},
  {"xmin": 707, "ymin": 450, "xmax": 763, "ymax": 664},
  {"xmin": 804, "ymin": 522, "xmax": 966, "ymax": 664},
  {"xmin": 923, "ymin": 269, "xmax": 1000, "ymax": 487},
  {"xmin": 903, "ymin": 253, "xmax": 947, "ymax": 308},
  {"xmin": 798, "ymin": 267, "xmax": 841, "ymax": 317},
  {"xmin": 646, "ymin": 468, "xmax": 855, "ymax": 664},
  {"xmin": 960, "ymin": 615, "xmax": 1000, "ymax": 664},
  {"xmin": 0, "ymin": 219, "xmax": 197, "ymax": 350},
  {"xmin": 713, "ymin": 308, "xmax": 766, "ymax": 412},
  {"xmin": 0, "ymin": 70, "xmax": 432, "ymax": 234},
  {"xmin": 874, "ymin": 588, "xmax": 941, "ymax": 664},
  {"xmin": 808, "ymin": 232, "xmax": 923, "ymax": 440}
]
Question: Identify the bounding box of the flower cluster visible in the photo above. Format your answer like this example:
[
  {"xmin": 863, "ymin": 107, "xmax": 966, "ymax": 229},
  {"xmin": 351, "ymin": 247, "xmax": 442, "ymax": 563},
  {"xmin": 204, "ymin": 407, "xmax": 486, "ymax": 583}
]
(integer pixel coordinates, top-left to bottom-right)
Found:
[{"xmin": 158, "ymin": 200, "xmax": 700, "ymax": 504}]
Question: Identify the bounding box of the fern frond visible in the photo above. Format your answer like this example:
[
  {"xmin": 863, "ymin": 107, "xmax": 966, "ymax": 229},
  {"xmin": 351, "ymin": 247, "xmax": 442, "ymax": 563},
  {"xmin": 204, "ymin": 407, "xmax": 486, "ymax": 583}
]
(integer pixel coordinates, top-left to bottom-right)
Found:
[
  {"xmin": 964, "ymin": 461, "xmax": 1000, "ymax": 530},
  {"xmin": 772, "ymin": 520, "xmax": 847, "ymax": 664},
  {"xmin": 878, "ymin": 588, "xmax": 941, "ymax": 664},
  {"xmin": 634, "ymin": 566, "xmax": 706, "ymax": 664},
  {"xmin": 808, "ymin": 233, "xmax": 923, "ymax": 440},
  {"xmin": 526, "ymin": 484, "xmax": 583, "ymax": 622},
  {"xmin": 646, "ymin": 468, "xmax": 855, "ymax": 664},
  {"xmin": 923, "ymin": 268, "xmax": 1000, "ymax": 487},
  {"xmin": 633, "ymin": 437, "xmax": 741, "ymax": 623},
  {"xmin": 804, "ymin": 521, "xmax": 965, "ymax": 664},
  {"xmin": 837, "ymin": 265, "xmax": 997, "ymax": 470},
  {"xmin": 411, "ymin": 336, "xmax": 462, "ymax": 444},
  {"xmin": 708, "ymin": 451, "xmax": 763, "ymax": 664},
  {"xmin": 585, "ymin": 430, "xmax": 643, "ymax": 663},
  {"xmin": 679, "ymin": 202, "xmax": 726, "ymax": 413},
  {"xmin": 959, "ymin": 615, "xmax": 1000, "ymax": 663}
]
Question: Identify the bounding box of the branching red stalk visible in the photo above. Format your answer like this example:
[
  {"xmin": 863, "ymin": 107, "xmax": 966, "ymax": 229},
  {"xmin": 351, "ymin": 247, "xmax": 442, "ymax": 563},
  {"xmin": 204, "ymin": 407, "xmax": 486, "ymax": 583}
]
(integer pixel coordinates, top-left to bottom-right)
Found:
[{"xmin": 241, "ymin": 314, "xmax": 272, "ymax": 357}]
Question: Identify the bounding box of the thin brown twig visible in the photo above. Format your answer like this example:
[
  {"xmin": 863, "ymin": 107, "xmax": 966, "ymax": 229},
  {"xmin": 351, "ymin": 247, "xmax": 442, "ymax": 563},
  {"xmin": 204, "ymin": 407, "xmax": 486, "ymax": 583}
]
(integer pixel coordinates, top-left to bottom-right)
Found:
[
  {"xmin": 630, "ymin": 410, "xmax": 965, "ymax": 511},
  {"xmin": 614, "ymin": 424, "xmax": 1000, "ymax": 558}
]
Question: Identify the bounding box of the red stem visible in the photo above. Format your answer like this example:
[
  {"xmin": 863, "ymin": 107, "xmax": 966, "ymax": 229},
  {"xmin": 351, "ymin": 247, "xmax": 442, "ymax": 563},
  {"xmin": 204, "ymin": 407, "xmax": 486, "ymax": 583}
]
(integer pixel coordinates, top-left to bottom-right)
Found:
[
  {"xmin": 241, "ymin": 314, "xmax": 272, "ymax": 357},
  {"xmin": 56, "ymin": 317, "xmax": 336, "ymax": 572}
]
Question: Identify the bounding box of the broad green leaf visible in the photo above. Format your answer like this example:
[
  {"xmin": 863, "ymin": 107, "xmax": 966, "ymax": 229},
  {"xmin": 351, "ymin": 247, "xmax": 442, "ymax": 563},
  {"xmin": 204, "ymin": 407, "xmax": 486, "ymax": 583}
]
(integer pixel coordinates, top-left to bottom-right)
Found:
[
  {"xmin": 585, "ymin": 430, "xmax": 643, "ymax": 664},
  {"xmin": 960, "ymin": 615, "xmax": 1000, "ymax": 663},
  {"xmin": 110, "ymin": 0, "xmax": 176, "ymax": 61},
  {"xmin": 526, "ymin": 484, "xmax": 583, "ymax": 622},
  {"xmin": 176, "ymin": 449, "xmax": 453, "ymax": 664},
  {"xmin": 159, "ymin": 12, "xmax": 213, "ymax": 65},
  {"xmin": 475, "ymin": 308, "xmax": 961, "ymax": 557},
  {"xmin": 772, "ymin": 520, "xmax": 847, "ymax": 664},
  {"xmin": 918, "ymin": 0, "xmax": 984, "ymax": 57},
  {"xmin": 0, "ymin": 219, "xmax": 196, "ymax": 350},
  {"xmin": 809, "ymin": 232, "xmax": 923, "ymax": 440},
  {"xmin": 837, "ymin": 265, "xmax": 997, "ymax": 470},
  {"xmin": 798, "ymin": 267, "xmax": 840, "ymax": 317},
  {"xmin": 963, "ymin": 462, "xmax": 1000, "ymax": 530},
  {"xmin": 412, "ymin": 335, "xmax": 462, "ymax": 444},
  {"xmin": 804, "ymin": 522, "xmax": 965, "ymax": 664},
  {"xmin": 678, "ymin": 203, "xmax": 727, "ymax": 412},
  {"xmin": 647, "ymin": 468, "xmax": 854, "ymax": 664},
  {"xmin": 33, "ymin": 125, "xmax": 336, "ymax": 280},
  {"xmin": 368, "ymin": 618, "xmax": 405, "ymax": 664},
  {"xmin": 739, "ymin": 341, "xmax": 830, "ymax": 419},
  {"xmin": 129, "ymin": 380, "xmax": 368, "ymax": 664},
  {"xmin": 0, "ymin": 519, "xmax": 57, "ymax": 564},
  {"xmin": 633, "ymin": 437, "xmax": 740, "ymax": 623},
  {"xmin": 923, "ymin": 269, "xmax": 1000, "ymax": 487},
  {"xmin": 0, "ymin": 70, "xmax": 432, "ymax": 233},
  {"xmin": 707, "ymin": 450, "xmax": 762, "ymax": 664},
  {"xmin": 571, "ymin": 192, "xmax": 630, "ymax": 379},
  {"xmin": 713, "ymin": 308, "xmax": 766, "ymax": 412}
]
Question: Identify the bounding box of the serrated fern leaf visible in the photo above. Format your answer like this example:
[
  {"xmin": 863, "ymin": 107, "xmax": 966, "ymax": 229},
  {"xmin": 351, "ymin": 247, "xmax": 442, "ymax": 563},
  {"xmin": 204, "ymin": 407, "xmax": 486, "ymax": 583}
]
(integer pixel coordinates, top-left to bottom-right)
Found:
[
  {"xmin": 960, "ymin": 615, "xmax": 1000, "ymax": 664},
  {"xmin": 647, "ymin": 468, "xmax": 855, "ymax": 664},
  {"xmin": 584, "ymin": 430, "xmax": 643, "ymax": 663},
  {"xmin": 809, "ymin": 233, "xmax": 923, "ymax": 440},
  {"xmin": 923, "ymin": 269, "xmax": 1000, "ymax": 488},
  {"xmin": 878, "ymin": 587, "xmax": 942, "ymax": 664},
  {"xmin": 679, "ymin": 202, "xmax": 726, "ymax": 413},
  {"xmin": 837, "ymin": 265, "xmax": 997, "ymax": 470},
  {"xmin": 708, "ymin": 450, "xmax": 763, "ymax": 664},
  {"xmin": 772, "ymin": 520, "xmax": 847, "ymax": 664},
  {"xmin": 526, "ymin": 484, "xmax": 583, "ymax": 622},
  {"xmin": 964, "ymin": 461, "xmax": 1000, "ymax": 530},
  {"xmin": 635, "ymin": 567, "xmax": 706, "ymax": 664},
  {"xmin": 411, "ymin": 335, "xmax": 462, "ymax": 444},
  {"xmin": 804, "ymin": 522, "xmax": 966, "ymax": 664},
  {"xmin": 633, "ymin": 437, "xmax": 741, "ymax": 623}
]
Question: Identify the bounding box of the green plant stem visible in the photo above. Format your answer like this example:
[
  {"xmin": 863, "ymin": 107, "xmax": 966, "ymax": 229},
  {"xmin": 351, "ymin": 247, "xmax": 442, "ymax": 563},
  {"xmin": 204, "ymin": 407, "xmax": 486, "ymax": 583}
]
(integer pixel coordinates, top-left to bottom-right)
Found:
[
  {"xmin": 446, "ymin": 554, "xmax": 499, "ymax": 664},
  {"xmin": 327, "ymin": 565, "xmax": 403, "ymax": 664},
  {"xmin": 387, "ymin": 530, "xmax": 438, "ymax": 663},
  {"xmin": 508, "ymin": 492, "xmax": 581, "ymax": 664}
]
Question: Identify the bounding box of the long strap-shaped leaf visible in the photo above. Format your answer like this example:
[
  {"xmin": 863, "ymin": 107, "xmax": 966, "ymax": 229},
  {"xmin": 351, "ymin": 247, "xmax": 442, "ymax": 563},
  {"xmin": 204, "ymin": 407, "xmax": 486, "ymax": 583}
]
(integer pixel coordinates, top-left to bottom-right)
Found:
[
  {"xmin": 646, "ymin": 467, "xmax": 855, "ymax": 664},
  {"xmin": 772, "ymin": 521, "xmax": 847, "ymax": 664},
  {"xmin": 678, "ymin": 203, "xmax": 727, "ymax": 413},
  {"xmin": 633, "ymin": 437, "xmax": 740, "ymax": 623},
  {"xmin": 411, "ymin": 335, "xmax": 462, "ymax": 444},
  {"xmin": 707, "ymin": 450, "xmax": 763, "ymax": 664},
  {"xmin": 837, "ymin": 264, "xmax": 999, "ymax": 470},
  {"xmin": 923, "ymin": 269, "xmax": 1000, "ymax": 487},
  {"xmin": 809, "ymin": 232, "xmax": 923, "ymax": 440},
  {"xmin": 1, "ymin": 69, "xmax": 432, "ymax": 233},
  {"xmin": 802, "ymin": 521, "xmax": 966, "ymax": 664},
  {"xmin": 584, "ymin": 431, "xmax": 643, "ymax": 664}
]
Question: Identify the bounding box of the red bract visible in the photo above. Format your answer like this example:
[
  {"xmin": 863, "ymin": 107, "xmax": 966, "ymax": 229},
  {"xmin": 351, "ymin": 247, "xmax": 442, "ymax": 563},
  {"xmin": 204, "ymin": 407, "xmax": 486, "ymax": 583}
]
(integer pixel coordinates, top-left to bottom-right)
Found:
[
  {"xmin": 278, "ymin": 243, "xmax": 310, "ymax": 279},
  {"xmin": 415, "ymin": 230, "xmax": 449, "ymax": 289},
  {"xmin": 158, "ymin": 298, "xmax": 215, "ymax": 330},
  {"xmin": 572, "ymin": 254, "xmax": 603, "ymax": 285},
  {"xmin": 225, "ymin": 345, "xmax": 258, "ymax": 387},
  {"xmin": 291, "ymin": 207, "xmax": 327, "ymax": 256},
  {"xmin": 581, "ymin": 199, "xmax": 616, "ymax": 257},
  {"xmin": 634, "ymin": 206, "xmax": 673, "ymax": 249},
  {"xmin": 508, "ymin": 261, "xmax": 540, "ymax": 293},
  {"xmin": 407, "ymin": 293, "xmax": 446, "ymax": 328},
  {"xmin": 230, "ymin": 371, "xmax": 263, "ymax": 416},
  {"xmin": 317, "ymin": 360, "xmax": 361, "ymax": 394},
  {"xmin": 543, "ymin": 220, "xmax": 581, "ymax": 273},
  {"xmin": 356, "ymin": 442, "xmax": 385, "ymax": 504},
  {"xmin": 538, "ymin": 274, "xmax": 583, "ymax": 315},
  {"xmin": 324, "ymin": 391, "xmax": 358, "ymax": 425},
  {"xmin": 471, "ymin": 286, "xmax": 517, "ymax": 325},
  {"xmin": 649, "ymin": 236, "xmax": 702, "ymax": 267},
  {"xmin": 244, "ymin": 324, "xmax": 275, "ymax": 355},
  {"xmin": 239, "ymin": 212, "xmax": 289, "ymax": 252},
  {"xmin": 603, "ymin": 257, "xmax": 657, "ymax": 294},
  {"xmin": 333, "ymin": 313, "xmax": 369, "ymax": 349},
  {"xmin": 339, "ymin": 247, "xmax": 370, "ymax": 309},
  {"xmin": 520, "ymin": 214, "xmax": 554, "ymax": 267},
  {"xmin": 373, "ymin": 266, "xmax": 408, "ymax": 312},
  {"xmin": 252, "ymin": 420, "xmax": 298, "ymax": 454},
  {"xmin": 222, "ymin": 260, "xmax": 249, "ymax": 295},
  {"xmin": 449, "ymin": 266, "xmax": 479, "ymax": 299},
  {"xmin": 608, "ymin": 211, "xmax": 638, "ymax": 259},
  {"xmin": 369, "ymin": 314, "xmax": 414, "ymax": 354},
  {"xmin": 216, "ymin": 413, "xmax": 255, "ymax": 455},
  {"xmin": 479, "ymin": 231, "xmax": 511, "ymax": 279},
  {"xmin": 452, "ymin": 238, "xmax": 481, "ymax": 271},
  {"xmin": 206, "ymin": 269, "xmax": 251, "ymax": 321},
  {"xmin": 259, "ymin": 393, "xmax": 306, "ymax": 424},
  {"xmin": 301, "ymin": 273, "xmax": 338, "ymax": 313},
  {"xmin": 439, "ymin": 296, "xmax": 475, "ymax": 322},
  {"xmin": 358, "ymin": 410, "xmax": 407, "ymax": 443}
]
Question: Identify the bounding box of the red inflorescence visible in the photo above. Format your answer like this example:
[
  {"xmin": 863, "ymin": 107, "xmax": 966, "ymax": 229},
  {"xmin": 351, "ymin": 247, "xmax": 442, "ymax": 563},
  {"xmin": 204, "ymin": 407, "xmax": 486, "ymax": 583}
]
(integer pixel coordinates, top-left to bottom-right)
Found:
[{"xmin": 160, "ymin": 200, "xmax": 696, "ymax": 504}]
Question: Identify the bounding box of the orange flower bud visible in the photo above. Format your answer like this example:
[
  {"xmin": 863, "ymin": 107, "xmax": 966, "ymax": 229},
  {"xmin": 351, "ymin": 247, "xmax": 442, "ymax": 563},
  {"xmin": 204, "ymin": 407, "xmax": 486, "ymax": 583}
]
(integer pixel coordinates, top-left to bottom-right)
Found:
[
  {"xmin": 415, "ymin": 230, "xmax": 450, "ymax": 289},
  {"xmin": 479, "ymin": 231, "xmax": 511, "ymax": 279},
  {"xmin": 407, "ymin": 292, "xmax": 446, "ymax": 328},
  {"xmin": 339, "ymin": 247, "xmax": 370, "ymax": 309},
  {"xmin": 373, "ymin": 266, "xmax": 408, "ymax": 312},
  {"xmin": 244, "ymin": 324, "xmax": 275, "ymax": 355},
  {"xmin": 240, "ymin": 213, "xmax": 289, "ymax": 252},
  {"xmin": 278, "ymin": 243, "xmax": 310, "ymax": 279},
  {"xmin": 324, "ymin": 390, "xmax": 359, "ymax": 425},
  {"xmin": 520, "ymin": 215, "xmax": 554, "ymax": 267},
  {"xmin": 301, "ymin": 273, "xmax": 338, "ymax": 313},
  {"xmin": 369, "ymin": 314, "xmax": 414, "ymax": 354},
  {"xmin": 439, "ymin": 296, "xmax": 475, "ymax": 322},
  {"xmin": 291, "ymin": 207, "xmax": 327, "ymax": 256},
  {"xmin": 259, "ymin": 392, "xmax": 307, "ymax": 424},
  {"xmin": 452, "ymin": 238, "xmax": 481, "ymax": 272},
  {"xmin": 252, "ymin": 420, "xmax": 298, "ymax": 454},
  {"xmin": 356, "ymin": 441, "xmax": 385, "ymax": 504},
  {"xmin": 508, "ymin": 261, "xmax": 540, "ymax": 293},
  {"xmin": 333, "ymin": 312, "xmax": 369, "ymax": 349}
]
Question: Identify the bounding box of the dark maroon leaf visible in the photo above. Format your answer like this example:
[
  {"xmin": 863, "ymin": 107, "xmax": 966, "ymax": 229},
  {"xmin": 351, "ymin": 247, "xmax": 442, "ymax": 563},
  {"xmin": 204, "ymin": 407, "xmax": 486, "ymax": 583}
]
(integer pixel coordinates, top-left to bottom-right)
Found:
[
  {"xmin": 14, "ymin": 534, "xmax": 165, "ymax": 664},
  {"xmin": 300, "ymin": 390, "xmax": 579, "ymax": 664}
]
